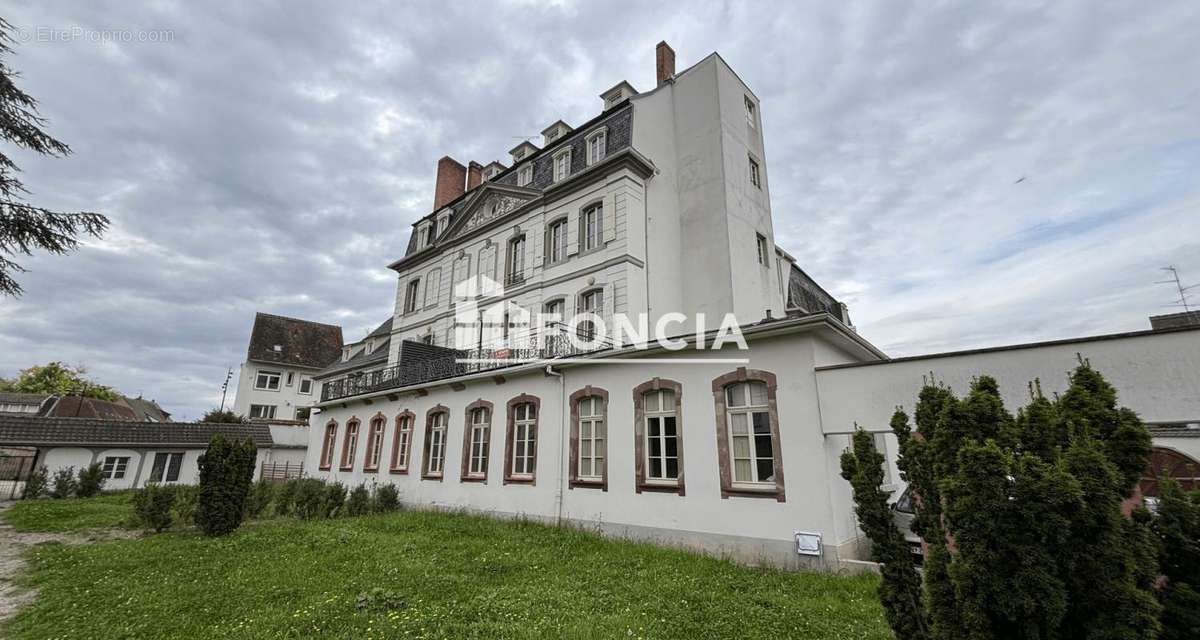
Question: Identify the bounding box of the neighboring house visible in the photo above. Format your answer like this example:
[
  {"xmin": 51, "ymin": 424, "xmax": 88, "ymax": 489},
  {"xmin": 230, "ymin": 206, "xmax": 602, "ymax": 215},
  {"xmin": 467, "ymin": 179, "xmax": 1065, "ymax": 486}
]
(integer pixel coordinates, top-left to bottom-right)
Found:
[
  {"xmin": 231, "ymin": 312, "xmax": 343, "ymax": 422},
  {"xmin": 0, "ymin": 392, "xmax": 51, "ymax": 415},
  {"xmin": 1, "ymin": 393, "xmax": 172, "ymax": 422},
  {"xmin": 0, "ymin": 415, "xmax": 275, "ymax": 491},
  {"xmin": 301, "ymin": 43, "xmax": 1200, "ymax": 571}
]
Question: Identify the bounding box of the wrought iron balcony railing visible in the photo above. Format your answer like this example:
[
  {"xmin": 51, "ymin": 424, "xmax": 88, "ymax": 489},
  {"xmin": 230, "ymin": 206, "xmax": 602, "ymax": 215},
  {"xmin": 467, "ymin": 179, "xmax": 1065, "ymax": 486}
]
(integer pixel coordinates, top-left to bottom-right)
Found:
[{"xmin": 320, "ymin": 335, "xmax": 584, "ymax": 403}]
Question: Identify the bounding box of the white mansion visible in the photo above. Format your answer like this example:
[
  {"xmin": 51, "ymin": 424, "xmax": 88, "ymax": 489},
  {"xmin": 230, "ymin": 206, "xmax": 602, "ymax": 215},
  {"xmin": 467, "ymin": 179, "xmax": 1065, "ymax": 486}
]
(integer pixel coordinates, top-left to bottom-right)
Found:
[{"xmin": 302, "ymin": 43, "xmax": 1200, "ymax": 568}]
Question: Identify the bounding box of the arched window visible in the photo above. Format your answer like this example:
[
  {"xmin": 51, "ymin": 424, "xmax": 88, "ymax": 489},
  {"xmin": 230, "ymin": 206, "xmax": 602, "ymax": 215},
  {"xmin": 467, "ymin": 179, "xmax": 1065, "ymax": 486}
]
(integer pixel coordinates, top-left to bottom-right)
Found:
[
  {"xmin": 577, "ymin": 288, "xmax": 604, "ymax": 340},
  {"xmin": 505, "ymin": 395, "xmax": 540, "ymax": 483},
  {"xmin": 422, "ymin": 406, "xmax": 449, "ymax": 480},
  {"xmin": 319, "ymin": 420, "xmax": 338, "ymax": 470},
  {"xmin": 632, "ymin": 378, "xmax": 684, "ymax": 495},
  {"xmin": 569, "ymin": 387, "xmax": 609, "ymax": 490},
  {"xmin": 340, "ymin": 417, "xmax": 361, "ymax": 471},
  {"xmin": 460, "ymin": 400, "xmax": 493, "ymax": 482},
  {"xmin": 712, "ymin": 368, "xmax": 784, "ymax": 501},
  {"xmin": 546, "ymin": 217, "xmax": 569, "ymax": 264},
  {"xmin": 363, "ymin": 414, "xmax": 385, "ymax": 472},
  {"xmin": 580, "ymin": 202, "xmax": 603, "ymax": 252},
  {"xmin": 390, "ymin": 412, "xmax": 414, "ymax": 473}
]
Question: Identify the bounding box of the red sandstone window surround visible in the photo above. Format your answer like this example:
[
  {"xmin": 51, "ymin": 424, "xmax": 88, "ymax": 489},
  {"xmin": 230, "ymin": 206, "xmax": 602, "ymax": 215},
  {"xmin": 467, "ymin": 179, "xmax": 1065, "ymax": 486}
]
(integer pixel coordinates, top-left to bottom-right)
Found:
[
  {"xmin": 390, "ymin": 411, "xmax": 415, "ymax": 473},
  {"xmin": 460, "ymin": 399, "xmax": 493, "ymax": 483},
  {"xmin": 319, "ymin": 420, "xmax": 338, "ymax": 470},
  {"xmin": 504, "ymin": 394, "xmax": 540, "ymax": 484},
  {"xmin": 632, "ymin": 378, "xmax": 685, "ymax": 496},
  {"xmin": 363, "ymin": 413, "xmax": 385, "ymax": 472},
  {"xmin": 569, "ymin": 386, "xmax": 609, "ymax": 491},
  {"xmin": 339, "ymin": 417, "xmax": 360, "ymax": 471},
  {"xmin": 421, "ymin": 405, "xmax": 449, "ymax": 480},
  {"xmin": 711, "ymin": 368, "xmax": 785, "ymax": 502}
]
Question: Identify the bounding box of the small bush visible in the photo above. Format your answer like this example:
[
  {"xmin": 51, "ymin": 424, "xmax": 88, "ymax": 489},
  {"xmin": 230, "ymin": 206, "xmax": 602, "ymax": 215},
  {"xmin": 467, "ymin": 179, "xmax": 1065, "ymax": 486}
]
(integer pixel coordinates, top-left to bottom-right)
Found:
[
  {"xmin": 50, "ymin": 467, "xmax": 77, "ymax": 499},
  {"xmin": 76, "ymin": 463, "xmax": 106, "ymax": 498},
  {"xmin": 346, "ymin": 484, "xmax": 371, "ymax": 517},
  {"xmin": 245, "ymin": 479, "xmax": 275, "ymax": 519},
  {"xmin": 172, "ymin": 485, "xmax": 200, "ymax": 526},
  {"xmin": 23, "ymin": 465, "xmax": 48, "ymax": 499},
  {"xmin": 133, "ymin": 484, "xmax": 176, "ymax": 532},
  {"xmin": 322, "ymin": 482, "xmax": 347, "ymax": 518},
  {"xmin": 274, "ymin": 479, "xmax": 299, "ymax": 516},
  {"xmin": 195, "ymin": 435, "xmax": 257, "ymax": 536},
  {"xmin": 294, "ymin": 479, "xmax": 325, "ymax": 519},
  {"xmin": 373, "ymin": 484, "xmax": 400, "ymax": 513}
]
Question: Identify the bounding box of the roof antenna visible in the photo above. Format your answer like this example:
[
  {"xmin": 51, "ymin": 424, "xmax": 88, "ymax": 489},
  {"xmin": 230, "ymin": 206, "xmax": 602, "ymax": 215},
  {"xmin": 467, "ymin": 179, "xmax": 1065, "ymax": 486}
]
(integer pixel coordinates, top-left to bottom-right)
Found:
[{"xmin": 1156, "ymin": 265, "xmax": 1197, "ymax": 313}]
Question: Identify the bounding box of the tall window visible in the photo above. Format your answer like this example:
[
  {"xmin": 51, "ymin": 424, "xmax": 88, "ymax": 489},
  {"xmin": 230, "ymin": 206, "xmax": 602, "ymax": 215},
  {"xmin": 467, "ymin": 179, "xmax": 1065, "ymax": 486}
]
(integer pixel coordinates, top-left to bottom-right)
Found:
[
  {"xmin": 712, "ymin": 370, "xmax": 784, "ymax": 501},
  {"xmin": 254, "ymin": 370, "xmax": 281, "ymax": 390},
  {"xmin": 364, "ymin": 415, "xmax": 385, "ymax": 471},
  {"xmin": 749, "ymin": 157, "xmax": 761, "ymax": 188},
  {"xmin": 570, "ymin": 389, "xmax": 607, "ymax": 488},
  {"xmin": 149, "ymin": 452, "xmax": 184, "ymax": 483},
  {"xmin": 587, "ymin": 130, "xmax": 606, "ymax": 165},
  {"xmin": 548, "ymin": 218, "xmax": 568, "ymax": 263},
  {"xmin": 506, "ymin": 235, "xmax": 525, "ymax": 285},
  {"xmin": 744, "ymin": 95, "xmax": 756, "ymax": 128},
  {"xmin": 424, "ymin": 268, "xmax": 441, "ymax": 308},
  {"xmin": 340, "ymin": 418, "xmax": 360, "ymax": 470},
  {"xmin": 554, "ymin": 149, "xmax": 571, "ymax": 182},
  {"xmin": 644, "ymin": 389, "xmax": 679, "ymax": 482},
  {"xmin": 390, "ymin": 413, "xmax": 413, "ymax": 472},
  {"xmin": 320, "ymin": 420, "xmax": 338, "ymax": 469},
  {"xmin": 249, "ymin": 404, "xmax": 276, "ymax": 419},
  {"xmin": 461, "ymin": 402, "xmax": 492, "ymax": 481},
  {"xmin": 102, "ymin": 456, "xmax": 129, "ymax": 480},
  {"xmin": 404, "ymin": 278, "xmax": 421, "ymax": 313},
  {"xmin": 518, "ymin": 164, "xmax": 533, "ymax": 187},
  {"xmin": 506, "ymin": 397, "xmax": 539, "ymax": 482},
  {"xmin": 581, "ymin": 203, "xmax": 602, "ymax": 252},
  {"xmin": 633, "ymin": 378, "xmax": 684, "ymax": 495},
  {"xmin": 423, "ymin": 409, "xmax": 448, "ymax": 478},
  {"xmin": 756, "ymin": 233, "xmax": 768, "ymax": 265},
  {"xmin": 479, "ymin": 245, "xmax": 498, "ymax": 295},
  {"xmin": 577, "ymin": 288, "xmax": 603, "ymax": 340}
]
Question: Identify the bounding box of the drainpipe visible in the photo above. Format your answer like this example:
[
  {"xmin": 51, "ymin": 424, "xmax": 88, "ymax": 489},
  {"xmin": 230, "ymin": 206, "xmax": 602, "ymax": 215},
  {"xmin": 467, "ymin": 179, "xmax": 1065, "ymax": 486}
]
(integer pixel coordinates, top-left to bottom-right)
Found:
[{"xmin": 545, "ymin": 364, "xmax": 566, "ymax": 524}]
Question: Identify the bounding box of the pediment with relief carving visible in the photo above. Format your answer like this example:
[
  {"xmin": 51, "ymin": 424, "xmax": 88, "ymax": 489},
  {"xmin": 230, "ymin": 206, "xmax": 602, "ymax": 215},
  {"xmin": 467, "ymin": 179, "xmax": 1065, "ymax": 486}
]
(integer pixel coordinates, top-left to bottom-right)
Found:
[{"xmin": 446, "ymin": 186, "xmax": 537, "ymax": 240}]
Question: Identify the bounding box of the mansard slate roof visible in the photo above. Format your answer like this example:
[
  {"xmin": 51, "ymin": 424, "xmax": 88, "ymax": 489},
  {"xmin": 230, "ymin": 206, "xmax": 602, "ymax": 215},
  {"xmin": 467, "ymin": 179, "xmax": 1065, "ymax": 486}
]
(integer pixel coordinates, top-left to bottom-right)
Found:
[
  {"xmin": 246, "ymin": 312, "xmax": 344, "ymax": 369},
  {"xmin": 787, "ymin": 264, "xmax": 845, "ymax": 322},
  {"xmin": 0, "ymin": 415, "xmax": 274, "ymax": 447}
]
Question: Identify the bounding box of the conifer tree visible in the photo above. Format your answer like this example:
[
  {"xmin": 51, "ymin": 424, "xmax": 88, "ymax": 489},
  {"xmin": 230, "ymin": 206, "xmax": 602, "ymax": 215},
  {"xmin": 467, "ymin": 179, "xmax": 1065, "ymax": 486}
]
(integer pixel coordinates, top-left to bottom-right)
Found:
[{"xmin": 1151, "ymin": 477, "xmax": 1200, "ymax": 640}]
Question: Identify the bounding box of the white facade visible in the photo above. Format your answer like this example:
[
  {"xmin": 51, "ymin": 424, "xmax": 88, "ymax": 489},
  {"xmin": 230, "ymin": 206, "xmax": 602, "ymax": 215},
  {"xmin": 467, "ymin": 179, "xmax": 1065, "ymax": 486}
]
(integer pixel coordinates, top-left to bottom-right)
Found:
[
  {"xmin": 232, "ymin": 361, "xmax": 320, "ymax": 421},
  {"xmin": 36, "ymin": 445, "xmax": 273, "ymax": 490}
]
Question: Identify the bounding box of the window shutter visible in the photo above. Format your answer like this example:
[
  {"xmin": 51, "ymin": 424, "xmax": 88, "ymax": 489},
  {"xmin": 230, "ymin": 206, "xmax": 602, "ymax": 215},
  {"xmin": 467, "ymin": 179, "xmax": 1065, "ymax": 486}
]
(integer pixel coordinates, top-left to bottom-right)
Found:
[
  {"xmin": 602, "ymin": 194, "xmax": 616, "ymax": 243},
  {"xmin": 542, "ymin": 223, "xmax": 550, "ymax": 266},
  {"xmin": 567, "ymin": 210, "xmax": 579, "ymax": 256}
]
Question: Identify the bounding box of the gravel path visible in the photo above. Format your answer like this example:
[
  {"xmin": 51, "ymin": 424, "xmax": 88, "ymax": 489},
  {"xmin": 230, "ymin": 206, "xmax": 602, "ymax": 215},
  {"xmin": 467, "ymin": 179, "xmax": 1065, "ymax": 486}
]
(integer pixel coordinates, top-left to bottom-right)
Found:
[{"xmin": 0, "ymin": 501, "xmax": 138, "ymax": 627}]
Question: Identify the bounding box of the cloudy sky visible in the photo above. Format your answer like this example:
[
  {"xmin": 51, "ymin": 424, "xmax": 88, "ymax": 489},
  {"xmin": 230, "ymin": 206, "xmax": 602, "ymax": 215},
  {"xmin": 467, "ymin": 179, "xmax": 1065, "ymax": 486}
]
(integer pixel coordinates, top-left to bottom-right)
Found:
[{"xmin": 2, "ymin": 1, "xmax": 1197, "ymax": 419}]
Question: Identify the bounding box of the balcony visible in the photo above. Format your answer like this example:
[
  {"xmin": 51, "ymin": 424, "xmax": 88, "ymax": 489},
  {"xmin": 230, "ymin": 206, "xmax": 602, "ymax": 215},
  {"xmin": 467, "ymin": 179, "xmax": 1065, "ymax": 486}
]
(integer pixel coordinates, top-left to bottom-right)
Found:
[{"xmin": 320, "ymin": 335, "xmax": 584, "ymax": 403}]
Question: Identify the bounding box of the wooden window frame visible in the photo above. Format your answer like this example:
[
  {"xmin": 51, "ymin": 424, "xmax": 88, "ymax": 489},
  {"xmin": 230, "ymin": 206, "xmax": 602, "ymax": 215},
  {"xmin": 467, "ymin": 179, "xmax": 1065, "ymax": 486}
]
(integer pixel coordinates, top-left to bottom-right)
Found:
[
  {"xmin": 319, "ymin": 419, "xmax": 338, "ymax": 470},
  {"xmin": 459, "ymin": 399, "xmax": 494, "ymax": 483},
  {"xmin": 339, "ymin": 417, "xmax": 360, "ymax": 471},
  {"xmin": 579, "ymin": 202, "xmax": 603, "ymax": 253},
  {"xmin": 389, "ymin": 411, "xmax": 415, "ymax": 473},
  {"xmin": 569, "ymin": 386, "xmax": 609, "ymax": 491},
  {"xmin": 363, "ymin": 412, "xmax": 385, "ymax": 473},
  {"xmin": 403, "ymin": 278, "xmax": 421, "ymax": 314},
  {"xmin": 503, "ymin": 394, "xmax": 541, "ymax": 485},
  {"xmin": 712, "ymin": 368, "xmax": 785, "ymax": 501},
  {"xmin": 421, "ymin": 405, "xmax": 449, "ymax": 480},
  {"xmin": 632, "ymin": 378, "xmax": 685, "ymax": 496},
  {"xmin": 546, "ymin": 216, "xmax": 569, "ymax": 265}
]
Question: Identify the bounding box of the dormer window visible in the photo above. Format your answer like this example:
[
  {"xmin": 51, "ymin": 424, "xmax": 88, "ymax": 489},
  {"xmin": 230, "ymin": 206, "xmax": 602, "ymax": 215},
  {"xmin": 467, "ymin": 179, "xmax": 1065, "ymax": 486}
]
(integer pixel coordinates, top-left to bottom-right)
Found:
[
  {"xmin": 542, "ymin": 120, "xmax": 573, "ymax": 147},
  {"xmin": 509, "ymin": 141, "xmax": 539, "ymax": 165},
  {"xmin": 586, "ymin": 127, "xmax": 607, "ymax": 165},
  {"xmin": 553, "ymin": 148, "xmax": 572, "ymax": 182},
  {"xmin": 517, "ymin": 164, "xmax": 533, "ymax": 187},
  {"xmin": 600, "ymin": 80, "xmax": 638, "ymax": 110},
  {"xmin": 483, "ymin": 161, "xmax": 506, "ymax": 181}
]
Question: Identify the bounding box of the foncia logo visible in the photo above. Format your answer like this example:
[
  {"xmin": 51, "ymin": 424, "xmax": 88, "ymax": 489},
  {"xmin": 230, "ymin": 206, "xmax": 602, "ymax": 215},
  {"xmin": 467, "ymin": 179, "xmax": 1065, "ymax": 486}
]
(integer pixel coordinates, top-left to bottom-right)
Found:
[{"xmin": 451, "ymin": 275, "xmax": 749, "ymax": 365}]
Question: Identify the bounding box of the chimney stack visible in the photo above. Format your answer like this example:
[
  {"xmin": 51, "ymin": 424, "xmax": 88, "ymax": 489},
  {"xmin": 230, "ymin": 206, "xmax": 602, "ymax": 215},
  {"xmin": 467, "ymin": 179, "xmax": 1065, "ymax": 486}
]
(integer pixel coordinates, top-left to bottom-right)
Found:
[
  {"xmin": 433, "ymin": 156, "xmax": 467, "ymax": 210},
  {"xmin": 467, "ymin": 161, "xmax": 484, "ymax": 191},
  {"xmin": 656, "ymin": 41, "xmax": 675, "ymax": 87}
]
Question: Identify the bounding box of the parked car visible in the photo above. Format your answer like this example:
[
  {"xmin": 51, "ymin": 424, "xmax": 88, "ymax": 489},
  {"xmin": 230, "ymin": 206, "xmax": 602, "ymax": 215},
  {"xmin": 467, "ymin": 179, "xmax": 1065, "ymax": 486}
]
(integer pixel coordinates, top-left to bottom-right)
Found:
[{"xmin": 891, "ymin": 486, "xmax": 924, "ymax": 562}]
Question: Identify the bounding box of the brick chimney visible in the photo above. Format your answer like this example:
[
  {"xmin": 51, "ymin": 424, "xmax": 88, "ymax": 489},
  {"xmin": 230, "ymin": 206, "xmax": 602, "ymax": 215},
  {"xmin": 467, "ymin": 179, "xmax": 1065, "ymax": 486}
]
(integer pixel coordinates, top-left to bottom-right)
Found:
[
  {"xmin": 466, "ymin": 161, "xmax": 483, "ymax": 191},
  {"xmin": 433, "ymin": 156, "xmax": 467, "ymax": 210},
  {"xmin": 656, "ymin": 41, "xmax": 675, "ymax": 87}
]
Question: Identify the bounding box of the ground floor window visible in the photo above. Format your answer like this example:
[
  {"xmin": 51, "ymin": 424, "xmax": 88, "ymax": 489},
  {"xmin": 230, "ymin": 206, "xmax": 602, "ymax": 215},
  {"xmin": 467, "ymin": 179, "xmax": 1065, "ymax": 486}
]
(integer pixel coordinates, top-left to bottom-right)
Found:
[
  {"xmin": 102, "ymin": 456, "xmax": 129, "ymax": 479},
  {"xmin": 319, "ymin": 421, "xmax": 337, "ymax": 469},
  {"xmin": 578, "ymin": 396, "xmax": 604, "ymax": 480},
  {"xmin": 423, "ymin": 408, "xmax": 448, "ymax": 478},
  {"xmin": 505, "ymin": 396, "xmax": 539, "ymax": 482},
  {"xmin": 633, "ymin": 379, "xmax": 685, "ymax": 495},
  {"xmin": 249, "ymin": 404, "xmax": 277, "ymax": 419},
  {"xmin": 462, "ymin": 401, "xmax": 492, "ymax": 481},
  {"xmin": 364, "ymin": 416, "xmax": 384, "ymax": 471},
  {"xmin": 149, "ymin": 452, "xmax": 184, "ymax": 483},
  {"xmin": 340, "ymin": 418, "xmax": 360, "ymax": 470},
  {"xmin": 391, "ymin": 413, "xmax": 413, "ymax": 472},
  {"xmin": 712, "ymin": 368, "xmax": 785, "ymax": 501}
]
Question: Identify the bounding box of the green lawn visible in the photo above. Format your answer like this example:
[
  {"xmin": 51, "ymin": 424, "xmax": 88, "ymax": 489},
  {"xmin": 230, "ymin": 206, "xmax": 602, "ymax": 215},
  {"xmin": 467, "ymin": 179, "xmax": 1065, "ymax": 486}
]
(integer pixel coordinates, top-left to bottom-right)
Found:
[
  {"xmin": 3, "ymin": 491, "xmax": 135, "ymax": 532},
  {"xmin": 4, "ymin": 502, "xmax": 888, "ymax": 640}
]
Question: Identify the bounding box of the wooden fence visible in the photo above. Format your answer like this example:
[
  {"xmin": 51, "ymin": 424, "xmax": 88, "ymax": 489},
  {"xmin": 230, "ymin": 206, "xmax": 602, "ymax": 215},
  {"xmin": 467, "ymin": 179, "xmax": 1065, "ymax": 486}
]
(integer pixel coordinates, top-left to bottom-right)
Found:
[{"xmin": 259, "ymin": 460, "xmax": 303, "ymax": 482}]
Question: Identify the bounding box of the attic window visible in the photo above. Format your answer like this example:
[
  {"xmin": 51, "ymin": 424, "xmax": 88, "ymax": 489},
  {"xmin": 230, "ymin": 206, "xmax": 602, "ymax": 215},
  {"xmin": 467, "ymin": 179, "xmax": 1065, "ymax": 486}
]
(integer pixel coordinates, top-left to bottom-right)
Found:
[
  {"xmin": 518, "ymin": 164, "xmax": 533, "ymax": 187},
  {"xmin": 273, "ymin": 345, "xmax": 282, "ymax": 352}
]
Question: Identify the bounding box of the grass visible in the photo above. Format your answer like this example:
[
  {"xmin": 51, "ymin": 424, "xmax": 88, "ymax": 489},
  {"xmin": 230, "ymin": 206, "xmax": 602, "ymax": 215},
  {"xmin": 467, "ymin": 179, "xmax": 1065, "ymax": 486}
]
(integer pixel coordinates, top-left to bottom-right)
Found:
[
  {"xmin": 3, "ymin": 491, "xmax": 135, "ymax": 532},
  {"xmin": 2, "ymin": 503, "xmax": 889, "ymax": 639}
]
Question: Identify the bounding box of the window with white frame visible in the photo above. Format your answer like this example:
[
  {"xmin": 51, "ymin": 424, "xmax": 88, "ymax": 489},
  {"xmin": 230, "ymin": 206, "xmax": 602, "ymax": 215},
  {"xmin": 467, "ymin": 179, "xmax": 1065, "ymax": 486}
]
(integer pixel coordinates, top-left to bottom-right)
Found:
[
  {"xmin": 149, "ymin": 452, "xmax": 184, "ymax": 483},
  {"xmin": 577, "ymin": 396, "xmax": 605, "ymax": 481},
  {"xmin": 749, "ymin": 156, "xmax": 761, "ymax": 188},
  {"xmin": 518, "ymin": 164, "xmax": 533, "ymax": 187},
  {"xmin": 294, "ymin": 407, "xmax": 310, "ymax": 421},
  {"xmin": 553, "ymin": 149, "xmax": 571, "ymax": 182},
  {"xmin": 577, "ymin": 288, "xmax": 603, "ymax": 340},
  {"xmin": 340, "ymin": 419, "xmax": 360, "ymax": 469},
  {"xmin": 586, "ymin": 129, "xmax": 606, "ymax": 165},
  {"xmin": 581, "ymin": 203, "xmax": 602, "ymax": 252},
  {"xmin": 364, "ymin": 416, "xmax": 385, "ymax": 470},
  {"xmin": 756, "ymin": 233, "xmax": 768, "ymax": 265},
  {"xmin": 467, "ymin": 406, "xmax": 490, "ymax": 477},
  {"xmin": 506, "ymin": 235, "xmax": 525, "ymax": 285},
  {"xmin": 320, "ymin": 421, "xmax": 338, "ymax": 469},
  {"xmin": 510, "ymin": 402, "xmax": 537, "ymax": 477},
  {"xmin": 725, "ymin": 381, "xmax": 774, "ymax": 486},
  {"xmin": 643, "ymin": 389, "xmax": 679, "ymax": 483},
  {"xmin": 285, "ymin": 372, "xmax": 295, "ymax": 386},
  {"xmin": 404, "ymin": 278, "xmax": 421, "ymax": 313},
  {"xmin": 102, "ymin": 456, "xmax": 129, "ymax": 479},
  {"xmin": 249, "ymin": 404, "xmax": 276, "ymax": 419},
  {"xmin": 254, "ymin": 370, "xmax": 281, "ymax": 390},
  {"xmin": 548, "ymin": 218, "xmax": 568, "ymax": 263},
  {"xmin": 298, "ymin": 377, "xmax": 313, "ymax": 394},
  {"xmin": 744, "ymin": 95, "xmax": 757, "ymax": 128},
  {"xmin": 391, "ymin": 414, "xmax": 413, "ymax": 471},
  {"xmin": 425, "ymin": 411, "xmax": 448, "ymax": 476}
]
